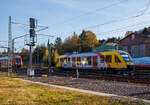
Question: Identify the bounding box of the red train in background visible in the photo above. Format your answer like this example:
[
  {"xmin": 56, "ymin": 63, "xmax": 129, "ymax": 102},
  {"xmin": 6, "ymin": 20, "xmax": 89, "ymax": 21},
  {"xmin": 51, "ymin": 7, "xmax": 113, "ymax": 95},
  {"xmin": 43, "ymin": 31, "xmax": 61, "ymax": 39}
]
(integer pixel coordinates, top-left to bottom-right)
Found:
[{"xmin": 0, "ymin": 56, "xmax": 22, "ymax": 68}]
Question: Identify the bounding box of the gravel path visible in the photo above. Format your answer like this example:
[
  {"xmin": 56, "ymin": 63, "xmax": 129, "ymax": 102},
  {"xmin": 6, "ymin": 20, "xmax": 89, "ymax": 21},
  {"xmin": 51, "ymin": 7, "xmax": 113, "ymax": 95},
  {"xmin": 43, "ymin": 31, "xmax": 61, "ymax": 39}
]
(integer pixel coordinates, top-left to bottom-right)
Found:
[{"xmin": 24, "ymin": 76, "xmax": 150, "ymax": 100}]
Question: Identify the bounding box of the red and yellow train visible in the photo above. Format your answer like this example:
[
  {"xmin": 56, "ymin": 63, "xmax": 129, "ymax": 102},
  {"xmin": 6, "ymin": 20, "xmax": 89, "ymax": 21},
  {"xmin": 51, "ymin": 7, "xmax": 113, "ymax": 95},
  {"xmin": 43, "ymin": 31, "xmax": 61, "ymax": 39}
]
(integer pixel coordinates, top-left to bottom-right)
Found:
[{"xmin": 56, "ymin": 50, "xmax": 134, "ymax": 73}]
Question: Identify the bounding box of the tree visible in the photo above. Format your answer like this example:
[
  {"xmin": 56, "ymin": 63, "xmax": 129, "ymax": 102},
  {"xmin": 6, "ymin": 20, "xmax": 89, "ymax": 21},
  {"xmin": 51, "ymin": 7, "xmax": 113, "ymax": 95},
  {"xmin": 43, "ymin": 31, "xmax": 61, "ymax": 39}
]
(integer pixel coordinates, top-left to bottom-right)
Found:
[
  {"xmin": 33, "ymin": 45, "xmax": 46, "ymax": 65},
  {"xmin": 79, "ymin": 30, "xmax": 99, "ymax": 52},
  {"xmin": 42, "ymin": 43, "xmax": 59, "ymax": 66},
  {"xmin": 54, "ymin": 37, "xmax": 64, "ymax": 55},
  {"xmin": 51, "ymin": 49, "xmax": 59, "ymax": 66},
  {"xmin": 2, "ymin": 50, "xmax": 7, "ymax": 57},
  {"xmin": 0, "ymin": 52, "xmax": 2, "ymax": 57},
  {"xmin": 42, "ymin": 48, "xmax": 49, "ymax": 65},
  {"xmin": 63, "ymin": 32, "xmax": 79, "ymax": 53},
  {"xmin": 86, "ymin": 30, "xmax": 99, "ymax": 50},
  {"xmin": 71, "ymin": 32, "xmax": 79, "ymax": 52},
  {"xmin": 20, "ymin": 48, "xmax": 29, "ymax": 64}
]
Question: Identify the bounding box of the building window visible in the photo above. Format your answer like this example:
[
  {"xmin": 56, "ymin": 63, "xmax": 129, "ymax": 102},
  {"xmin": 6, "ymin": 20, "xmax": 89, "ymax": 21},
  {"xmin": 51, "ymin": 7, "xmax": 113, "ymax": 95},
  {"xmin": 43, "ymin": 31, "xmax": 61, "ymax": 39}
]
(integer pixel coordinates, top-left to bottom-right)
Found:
[
  {"xmin": 123, "ymin": 46, "xmax": 128, "ymax": 52},
  {"xmin": 132, "ymin": 34, "xmax": 135, "ymax": 40},
  {"xmin": 140, "ymin": 44, "xmax": 146, "ymax": 57},
  {"xmin": 131, "ymin": 45, "xmax": 137, "ymax": 58}
]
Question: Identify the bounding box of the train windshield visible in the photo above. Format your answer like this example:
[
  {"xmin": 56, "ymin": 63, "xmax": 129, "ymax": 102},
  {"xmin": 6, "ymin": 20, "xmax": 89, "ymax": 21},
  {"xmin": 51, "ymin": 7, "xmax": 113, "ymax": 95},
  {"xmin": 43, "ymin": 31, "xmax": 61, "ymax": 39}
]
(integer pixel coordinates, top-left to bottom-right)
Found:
[
  {"xmin": 121, "ymin": 54, "xmax": 133, "ymax": 62},
  {"xmin": 16, "ymin": 58, "xmax": 21, "ymax": 64}
]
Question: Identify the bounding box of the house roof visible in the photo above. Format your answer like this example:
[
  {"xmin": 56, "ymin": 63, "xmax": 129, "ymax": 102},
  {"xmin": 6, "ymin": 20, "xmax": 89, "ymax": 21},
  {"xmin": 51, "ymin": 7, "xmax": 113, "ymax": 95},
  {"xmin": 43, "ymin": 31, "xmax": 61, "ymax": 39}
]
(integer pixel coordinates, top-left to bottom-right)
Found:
[
  {"xmin": 93, "ymin": 44, "xmax": 118, "ymax": 52},
  {"xmin": 119, "ymin": 27, "xmax": 150, "ymax": 42}
]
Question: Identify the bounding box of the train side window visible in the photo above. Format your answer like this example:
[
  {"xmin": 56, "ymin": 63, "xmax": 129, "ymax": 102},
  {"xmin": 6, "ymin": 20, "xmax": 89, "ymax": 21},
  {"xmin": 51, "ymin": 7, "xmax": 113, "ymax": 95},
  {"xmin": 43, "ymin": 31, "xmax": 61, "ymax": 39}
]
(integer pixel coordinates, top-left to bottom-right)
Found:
[
  {"xmin": 68, "ymin": 58, "xmax": 70, "ymax": 63},
  {"xmin": 81, "ymin": 57, "xmax": 87, "ymax": 65},
  {"xmin": 60, "ymin": 58, "xmax": 64, "ymax": 63},
  {"xmin": 115, "ymin": 55, "xmax": 121, "ymax": 63},
  {"xmin": 77, "ymin": 57, "xmax": 81, "ymax": 65},
  {"xmin": 106, "ymin": 55, "xmax": 112, "ymax": 63},
  {"xmin": 100, "ymin": 55, "xmax": 104, "ymax": 63},
  {"xmin": 87, "ymin": 56, "xmax": 91, "ymax": 65},
  {"xmin": 64, "ymin": 58, "xmax": 67, "ymax": 64}
]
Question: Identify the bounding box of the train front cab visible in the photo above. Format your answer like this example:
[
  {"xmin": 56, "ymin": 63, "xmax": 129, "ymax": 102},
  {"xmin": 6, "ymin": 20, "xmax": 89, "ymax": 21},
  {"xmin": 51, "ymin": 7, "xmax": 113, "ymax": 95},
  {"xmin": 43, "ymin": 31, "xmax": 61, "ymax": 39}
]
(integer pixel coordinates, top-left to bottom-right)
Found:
[
  {"xmin": 56, "ymin": 55, "xmax": 69, "ymax": 69},
  {"xmin": 56, "ymin": 56, "xmax": 64, "ymax": 68},
  {"xmin": 13, "ymin": 56, "xmax": 23, "ymax": 67},
  {"xmin": 101, "ymin": 51, "xmax": 134, "ymax": 72}
]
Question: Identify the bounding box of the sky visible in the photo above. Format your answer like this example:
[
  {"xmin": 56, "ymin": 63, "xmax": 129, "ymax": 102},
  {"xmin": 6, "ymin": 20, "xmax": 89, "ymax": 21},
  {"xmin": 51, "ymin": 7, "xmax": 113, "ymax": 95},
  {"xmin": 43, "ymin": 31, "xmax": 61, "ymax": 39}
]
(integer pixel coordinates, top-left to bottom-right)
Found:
[{"xmin": 0, "ymin": 0, "xmax": 150, "ymax": 52}]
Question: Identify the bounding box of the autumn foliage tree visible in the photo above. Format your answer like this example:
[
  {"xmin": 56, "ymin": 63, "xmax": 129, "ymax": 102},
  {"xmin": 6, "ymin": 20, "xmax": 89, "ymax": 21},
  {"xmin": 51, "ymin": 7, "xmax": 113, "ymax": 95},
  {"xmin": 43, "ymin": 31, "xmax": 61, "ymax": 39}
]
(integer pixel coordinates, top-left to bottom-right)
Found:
[
  {"xmin": 79, "ymin": 30, "xmax": 99, "ymax": 52},
  {"xmin": 54, "ymin": 30, "xmax": 99, "ymax": 54},
  {"xmin": 0, "ymin": 52, "xmax": 2, "ymax": 57},
  {"xmin": 63, "ymin": 32, "xmax": 79, "ymax": 53},
  {"xmin": 32, "ymin": 45, "xmax": 46, "ymax": 65},
  {"xmin": 20, "ymin": 48, "xmax": 29, "ymax": 64},
  {"xmin": 42, "ymin": 43, "xmax": 59, "ymax": 66},
  {"xmin": 42, "ymin": 48, "xmax": 49, "ymax": 65},
  {"xmin": 51, "ymin": 49, "xmax": 59, "ymax": 66},
  {"xmin": 54, "ymin": 37, "xmax": 64, "ymax": 55}
]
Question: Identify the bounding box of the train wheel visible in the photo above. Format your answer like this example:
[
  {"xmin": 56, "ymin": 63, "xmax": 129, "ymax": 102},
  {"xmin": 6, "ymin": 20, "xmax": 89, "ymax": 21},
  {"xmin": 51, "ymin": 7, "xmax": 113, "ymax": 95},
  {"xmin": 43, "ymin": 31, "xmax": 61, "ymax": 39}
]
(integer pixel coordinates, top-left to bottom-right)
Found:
[
  {"xmin": 129, "ymin": 72, "xmax": 134, "ymax": 76},
  {"xmin": 123, "ymin": 71, "xmax": 129, "ymax": 76}
]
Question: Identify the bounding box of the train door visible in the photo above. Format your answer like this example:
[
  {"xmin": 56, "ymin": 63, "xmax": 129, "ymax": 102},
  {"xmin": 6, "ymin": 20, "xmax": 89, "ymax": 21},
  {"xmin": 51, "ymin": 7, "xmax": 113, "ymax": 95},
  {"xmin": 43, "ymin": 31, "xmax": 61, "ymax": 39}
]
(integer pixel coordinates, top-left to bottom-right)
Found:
[
  {"xmin": 105, "ymin": 55, "xmax": 112, "ymax": 69},
  {"xmin": 113, "ymin": 55, "xmax": 125, "ymax": 69},
  {"xmin": 60, "ymin": 58, "xmax": 63, "ymax": 68},
  {"xmin": 93, "ymin": 56, "xmax": 97, "ymax": 69},
  {"xmin": 72, "ymin": 57, "xmax": 76, "ymax": 68}
]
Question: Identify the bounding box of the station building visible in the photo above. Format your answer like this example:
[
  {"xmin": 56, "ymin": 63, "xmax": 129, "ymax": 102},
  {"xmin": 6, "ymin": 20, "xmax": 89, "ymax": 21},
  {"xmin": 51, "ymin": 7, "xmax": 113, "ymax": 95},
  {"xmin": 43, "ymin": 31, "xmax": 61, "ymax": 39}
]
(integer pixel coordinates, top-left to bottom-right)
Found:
[{"xmin": 119, "ymin": 27, "xmax": 150, "ymax": 58}]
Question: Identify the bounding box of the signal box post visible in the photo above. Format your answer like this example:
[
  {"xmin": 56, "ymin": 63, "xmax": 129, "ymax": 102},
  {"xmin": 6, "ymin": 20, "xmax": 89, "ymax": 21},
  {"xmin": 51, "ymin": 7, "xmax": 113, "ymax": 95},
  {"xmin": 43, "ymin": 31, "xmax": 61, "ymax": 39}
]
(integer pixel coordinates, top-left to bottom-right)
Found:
[{"xmin": 27, "ymin": 18, "xmax": 35, "ymax": 76}]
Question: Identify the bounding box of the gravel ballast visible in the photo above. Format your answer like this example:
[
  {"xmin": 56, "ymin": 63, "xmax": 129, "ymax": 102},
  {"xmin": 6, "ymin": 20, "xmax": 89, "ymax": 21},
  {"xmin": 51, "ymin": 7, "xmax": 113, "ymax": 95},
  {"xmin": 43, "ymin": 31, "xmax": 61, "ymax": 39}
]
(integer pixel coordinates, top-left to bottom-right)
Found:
[{"xmin": 24, "ymin": 76, "xmax": 150, "ymax": 100}]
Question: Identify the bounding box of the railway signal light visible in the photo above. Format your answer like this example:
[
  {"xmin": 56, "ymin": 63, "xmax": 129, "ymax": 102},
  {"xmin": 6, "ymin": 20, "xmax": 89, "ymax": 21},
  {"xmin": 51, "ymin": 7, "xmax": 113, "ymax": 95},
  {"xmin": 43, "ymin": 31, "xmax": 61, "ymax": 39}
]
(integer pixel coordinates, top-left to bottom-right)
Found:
[
  {"xmin": 29, "ymin": 28, "xmax": 35, "ymax": 37},
  {"xmin": 30, "ymin": 18, "xmax": 35, "ymax": 28}
]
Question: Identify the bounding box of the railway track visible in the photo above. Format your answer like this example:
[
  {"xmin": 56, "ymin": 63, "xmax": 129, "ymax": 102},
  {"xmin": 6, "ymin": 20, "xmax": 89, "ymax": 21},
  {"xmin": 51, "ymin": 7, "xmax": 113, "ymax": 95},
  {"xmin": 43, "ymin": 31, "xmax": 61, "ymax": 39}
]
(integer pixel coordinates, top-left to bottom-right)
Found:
[
  {"xmin": 51, "ymin": 69, "xmax": 150, "ymax": 84},
  {"xmin": 1, "ymin": 67, "xmax": 150, "ymax": 84}
]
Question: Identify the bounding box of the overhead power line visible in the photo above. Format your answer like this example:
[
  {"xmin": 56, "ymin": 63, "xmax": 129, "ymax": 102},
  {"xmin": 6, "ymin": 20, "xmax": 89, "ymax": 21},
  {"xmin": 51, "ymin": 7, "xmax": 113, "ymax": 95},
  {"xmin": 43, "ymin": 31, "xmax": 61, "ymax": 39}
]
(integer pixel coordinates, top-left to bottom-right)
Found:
[
  {"xmin": 57, "ymin": 9, "xmax": 150, "ymax": 37},
  {"xmin": 52, "ymin": 0, "xmax": 150, "ymax": 38},
  {"xmin": 50, "ymin": 0, "xmax": 126, "ymax": 27},
  {"xmin": 100, "ymin": 20, "xmax": 150, "ymax": 34},
  {"xmin": 137, "ymin": 0, "xmax": 150, "ymax": 17}
]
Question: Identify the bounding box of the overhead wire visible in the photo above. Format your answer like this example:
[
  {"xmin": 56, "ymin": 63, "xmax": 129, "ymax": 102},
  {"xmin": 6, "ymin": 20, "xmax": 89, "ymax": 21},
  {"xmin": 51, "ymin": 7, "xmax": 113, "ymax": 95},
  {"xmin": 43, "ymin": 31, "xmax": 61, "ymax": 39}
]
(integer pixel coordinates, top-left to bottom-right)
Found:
[
  {"xmin": 50, "ymin": 0, "xmax": 126, "ymax": 27},
  {"xmin": 52, "ymin": 0, "xmax": 150, "ymax": 38},
  {"xmin": 136, "ymin": 0, "xmax": 150, "ymax": 17},
  {"xmin": 56, "ymin": 5, "xmax": 150, "ymax": 37},
  {"xmin": 100, "ymin": 19, "xmax": 150, "ymax": 34}
]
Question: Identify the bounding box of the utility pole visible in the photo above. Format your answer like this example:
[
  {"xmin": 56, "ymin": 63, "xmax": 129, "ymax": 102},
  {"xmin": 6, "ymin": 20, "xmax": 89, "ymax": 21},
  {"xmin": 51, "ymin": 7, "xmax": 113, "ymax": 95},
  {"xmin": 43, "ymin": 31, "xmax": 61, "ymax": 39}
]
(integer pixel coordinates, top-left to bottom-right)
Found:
[
  {"xmin": 92, "ymin": 39, "xmax": 93, "ymax": 51},
  {"xmin": 47, "ymin": 39, "xmax": 51, "ymax": 69},
  {"xmin": 10, "ymin": 17, "xmax": 48, "ymax": 76},
  {"xmin": 27, "ymin": 18, "xmax": 36, "ymax": 76},
  {"xmin": 8, "ymin": 16, "xmax": 12, "ymax": 76}
]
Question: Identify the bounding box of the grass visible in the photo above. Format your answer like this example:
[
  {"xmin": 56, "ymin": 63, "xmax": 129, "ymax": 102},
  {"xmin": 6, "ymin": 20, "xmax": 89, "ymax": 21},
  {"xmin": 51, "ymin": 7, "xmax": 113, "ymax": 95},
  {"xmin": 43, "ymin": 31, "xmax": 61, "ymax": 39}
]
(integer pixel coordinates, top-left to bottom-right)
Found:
[{"xmin": 0, "ymin": 72, "xmax": 149, "ymax": 105}]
